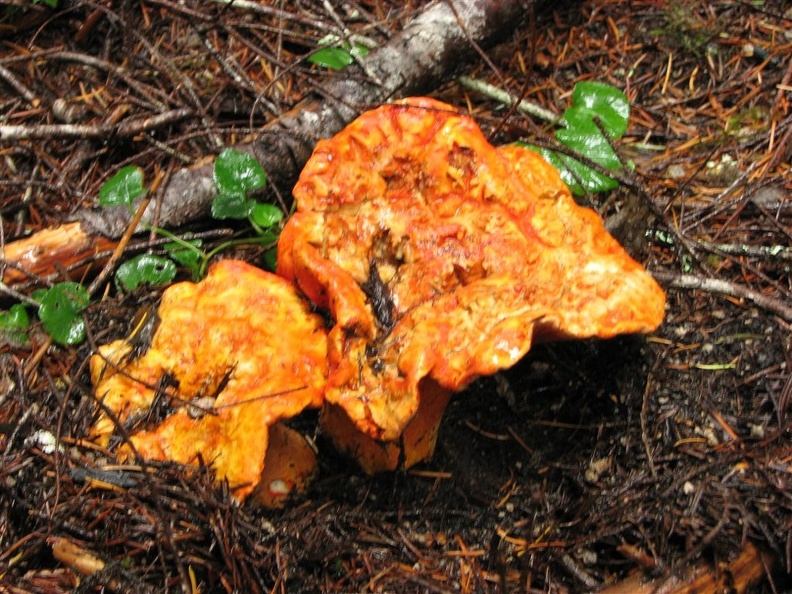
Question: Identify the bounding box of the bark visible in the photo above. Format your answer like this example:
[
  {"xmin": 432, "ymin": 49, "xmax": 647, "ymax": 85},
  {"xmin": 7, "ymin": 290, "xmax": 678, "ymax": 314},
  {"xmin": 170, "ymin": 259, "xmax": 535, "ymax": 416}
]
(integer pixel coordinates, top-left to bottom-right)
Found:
[{"xmin": 74, "ymin": 0, "xmax": 533, "ymax": 238}]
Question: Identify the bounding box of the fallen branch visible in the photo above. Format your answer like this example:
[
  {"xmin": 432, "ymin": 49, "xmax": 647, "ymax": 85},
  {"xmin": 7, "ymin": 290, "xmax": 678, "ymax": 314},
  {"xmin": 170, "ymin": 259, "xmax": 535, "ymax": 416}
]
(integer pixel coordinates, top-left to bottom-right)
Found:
[
  {"xmin": 1, "ymin": 222, "xmax": 117, "ymax": 286},
  {"xmin": 653, "ymin": 270, "xmax": 792, "ymax": 323},
  {"xmin": 76, "ymin": 0, "xmax": 533, "ymax": 236},
  {"xmin": 0, "ymin": 108, "xmax": 193, "ymax": 141},
  {"xmin": 1, "ymin": 0, "xmax": 536, "ymax": 285}
]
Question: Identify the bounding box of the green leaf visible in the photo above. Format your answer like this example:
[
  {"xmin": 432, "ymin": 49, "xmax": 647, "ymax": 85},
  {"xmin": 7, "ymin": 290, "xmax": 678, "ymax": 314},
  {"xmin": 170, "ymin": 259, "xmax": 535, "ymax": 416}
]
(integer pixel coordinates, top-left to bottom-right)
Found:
[
  {"xmin": 565, "ymin": 81, "xmax": 629, "ymax": 139},
  {"xmin": 98, "ymin": 166, "xmax": 147, "ymax": 209},
  {"xmin": 212, "ymin": 149, "xmax": 268, "ymax": 221},
  {"xmin": 522, "ymin": 145, "xmax": 618, "ymax": 196},
  {"xmin": 308, "ymin": 46, "xmax": 355, "ymax": 70},
  {"xmin": 553, "ymin": 151, "xmax": 620, "ymax": 195},
  {"xmin": 350, "ymin": 43, "xmax": 369, "ymax": 60},
  {"xmin": 556, "ymin": 122, "xmax": 623, "ymax": 171},
  {"xmin": 38, "ymin": 282, "xmax": 90, "ymax": 345},
  {"xmin": 213, "ymin": 148, "xmax": 267, "ymax": 198},
  {"xmin": 115, "ymin": 254, "xmax": 177, "ymax": 292},
  {"xmin": 165, "ymin": 240, "xmax": 204, "ymax": 280},
  {"xmin": 0, "ymin": 304, "xmax": 31, "ymax": 346},
  {"xmin": 262, "ymin": 248, "xmax": 278, "ymax": 272},
  {"xmin": 249, "ymin": 202, "xmax": 283, "ymax": 228},
  {"xmin": 212, "ymin": 192, "xmax": 251, "ymax": 220},
  {"xmin": 517, "ymin": 81, "xmax": 630, "ymax": 196},
  {"xmin": 30, "ymin": 288, "xmax": 49, "ymax": 303}
]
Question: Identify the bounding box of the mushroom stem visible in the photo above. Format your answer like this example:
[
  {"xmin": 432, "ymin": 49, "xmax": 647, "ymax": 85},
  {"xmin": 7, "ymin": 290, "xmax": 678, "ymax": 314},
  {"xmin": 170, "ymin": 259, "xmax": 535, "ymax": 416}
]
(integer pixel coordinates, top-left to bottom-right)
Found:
[
  {"xmin": 320, "ymin": 379, "xmax": 451, "ymax": 474},
  {"xmin": 252, "ymin": 422, "xmax": 318, "ymax": 508}
]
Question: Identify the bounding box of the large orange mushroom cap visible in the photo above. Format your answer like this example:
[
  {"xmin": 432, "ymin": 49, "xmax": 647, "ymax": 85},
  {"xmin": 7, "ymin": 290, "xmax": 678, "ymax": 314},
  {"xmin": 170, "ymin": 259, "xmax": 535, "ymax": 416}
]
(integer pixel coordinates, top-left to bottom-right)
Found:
[
  {"xmin": 277, "ymin": 97, "xmax": 665, "ymax": 455},
  {"xmin": 90, "ymin": 260, "xmax": 328, "ymax": 504}
]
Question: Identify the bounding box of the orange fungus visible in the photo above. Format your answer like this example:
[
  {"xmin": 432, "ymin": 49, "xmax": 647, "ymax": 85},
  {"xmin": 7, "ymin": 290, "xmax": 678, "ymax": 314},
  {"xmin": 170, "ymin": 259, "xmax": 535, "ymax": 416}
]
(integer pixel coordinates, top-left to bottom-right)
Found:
[
  {"xmin": 90, "ymin": 260, "xmax": 328, "ymax": 505},
  {"xmin": 277, "ymin": 97, "xmax": 665, "ymax": 470}
]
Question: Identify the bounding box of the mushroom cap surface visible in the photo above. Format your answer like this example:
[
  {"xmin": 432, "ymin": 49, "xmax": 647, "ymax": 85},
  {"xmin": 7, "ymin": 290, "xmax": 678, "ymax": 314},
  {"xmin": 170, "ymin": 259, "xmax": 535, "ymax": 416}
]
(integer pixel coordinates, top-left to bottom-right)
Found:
[
  {"xmin": 91, "ymin": 259, "xmax": 327, "ymax": 502},
  {"xmin": 278, "ymin": 97, "xmax": 666, "ymax": 442}
]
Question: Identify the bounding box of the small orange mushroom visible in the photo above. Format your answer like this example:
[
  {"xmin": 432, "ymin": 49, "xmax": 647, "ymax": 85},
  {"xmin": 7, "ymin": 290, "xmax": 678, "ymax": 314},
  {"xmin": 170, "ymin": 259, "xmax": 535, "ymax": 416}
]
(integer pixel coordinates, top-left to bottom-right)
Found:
[
  {"xmin": 90, "ymin": 260, "xmax": 327, "ymax": 506},
  {"xmin": 277, "ymin": 97, "xmax": 665, "ymax": 473}
]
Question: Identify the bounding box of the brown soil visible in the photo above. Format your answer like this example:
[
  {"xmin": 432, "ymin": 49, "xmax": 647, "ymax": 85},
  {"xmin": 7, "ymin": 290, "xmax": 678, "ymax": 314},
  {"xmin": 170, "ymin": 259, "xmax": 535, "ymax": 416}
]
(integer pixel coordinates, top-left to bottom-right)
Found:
[{"xmin": 1, "ymin": 1, "xmax": 790, "ymax": 592}]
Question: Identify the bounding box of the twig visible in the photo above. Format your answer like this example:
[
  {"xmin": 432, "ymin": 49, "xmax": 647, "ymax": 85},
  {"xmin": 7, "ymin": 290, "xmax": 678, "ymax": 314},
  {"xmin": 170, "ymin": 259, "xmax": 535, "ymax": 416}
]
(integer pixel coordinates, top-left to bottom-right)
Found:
[
  {"xmin": 86, "ymin": 198, "xmax": 152, "ymax": 298},
  {"xmin": 195, "ymin": 23, "xmax": 256, "ymax": 92},
  {"xmin": 50, "ymin": 51, "xmax": 172, "ymax": 111},
  {"xmin": 695, "ymin": 241, "xmax": 792, "ymax": 261},
  {"xmin": 640, "ymin": 372, "xmax": 658, "ymax": 479},
  {"xmin": 0, "ymin": 281, "xmax": 39, "ymax": 307},
  {"xmin": 653, "ymin": 270, "xmax": 792, "ymax": 323},
  {"xmin": 456, "ymin": 75, "xmax": 561, "ymax": 124},
  {"xmin": 560, "ymin": 553, "xmax": 599, "ymax": 589},
  {"xmin": 207, "ymin": 0, "xmax": 332, "ymax": 30},
  {"xmin": 50, "ymin": 537, "xmax": 157, "ymax": 594},
  {"xmin": 0, "ymin": 63, "xmax": 37, "ymax": 105},
  {"xmin": 86, "ymin": 168, "xmax": 175, "ymax": 297},
  {"xmin": 0, "ymin": 109, "xmax": 193, "ymax": 141}
]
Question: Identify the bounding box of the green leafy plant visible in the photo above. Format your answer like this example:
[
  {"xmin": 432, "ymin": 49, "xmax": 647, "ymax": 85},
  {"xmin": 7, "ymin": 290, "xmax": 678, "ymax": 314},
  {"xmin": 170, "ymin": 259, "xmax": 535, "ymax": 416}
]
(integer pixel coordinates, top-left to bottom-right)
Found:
[
  {"xmin": 3, "ymin": 147, "xmax": 283, "ymax": 347},
  {"xmin": 98, "ymin": 165, "xmax": 147, "ymax": 208},
  {"xmin": 212, "ymin": 149, "xmax": 269, "ymax": 221},
  {"xmin": 208, "ymin": 148, "xmax": 283, "ymax": 272},
  {"xmin": 522, "ymin": 81, "xmax": 630, "ymax": 196},
  {"xmin": 115, "ymin": 254, "xmax": 178, "ymax": 292},
  {"xmin": 164, "ymin": 239, "xmax": 204, "ymax": 280},
  {"xmin": 36, "ymin": 282, "xmax": 90, "ymax": 345},
  {"xmin": 307, "ymin": 39, "xmax": 369, "ymax": 71},
  {"xmin": 95, "ymin": 166, "xmax": 181, "ymax": 288},
  {"xmin": 96, "ymin": 152, "xmax": 283, "ymax": 290},
  {"xmin": 0, "ymin": 304, "xmax": 31, "ymax": 346}
]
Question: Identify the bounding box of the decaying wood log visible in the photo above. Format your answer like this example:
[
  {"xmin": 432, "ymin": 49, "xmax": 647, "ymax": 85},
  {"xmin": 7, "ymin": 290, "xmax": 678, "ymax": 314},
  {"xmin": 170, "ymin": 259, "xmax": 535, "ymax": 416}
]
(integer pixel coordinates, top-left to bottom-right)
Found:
[
  {"xmin": 1, "ymin": 222, "xmax": 117, "ymax": 286},
  {"xmin": 1, "ymin": 0, "xmax": 536, "ymax": 285}
]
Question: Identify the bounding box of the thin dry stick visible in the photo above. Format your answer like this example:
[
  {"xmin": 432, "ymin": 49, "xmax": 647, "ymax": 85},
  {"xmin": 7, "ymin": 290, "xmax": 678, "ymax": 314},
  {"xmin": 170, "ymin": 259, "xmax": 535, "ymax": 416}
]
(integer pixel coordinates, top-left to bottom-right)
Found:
[
  {"xmin": 640, "ymin": 372, "xmax": 657, "ymax": 479},
  {"xmin": 0, "ymin": 63, "xmax": 37, "ymax": 104},
  {"xmin": 86, "ymin": 195, "xmax": 153, "ymax": 297},
  {"xmin": 456, "ymin": 75, "xmax": 560, "ymax": 124},
  {"xmin": 695, "ymin": 241, "xmax": 792, "ymax": 261},
  {"xmin": 653, "ymin": 270, "xmax": 792, "ymax": 323},
  {"xmin": 0, "ymin": 109, "xmax": 193, "ymax": 141},
  {"xmin": 50, "ymin": 50, "xmax": 172, "ymax": 111}
]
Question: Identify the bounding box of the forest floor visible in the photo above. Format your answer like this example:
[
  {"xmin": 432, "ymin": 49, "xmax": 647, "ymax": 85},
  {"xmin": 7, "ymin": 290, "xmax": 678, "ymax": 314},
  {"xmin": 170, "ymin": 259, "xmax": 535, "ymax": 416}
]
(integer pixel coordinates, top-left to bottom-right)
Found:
[{"xmin": 0, "ymin": 1, "xmax": 790, "ymax": 592}]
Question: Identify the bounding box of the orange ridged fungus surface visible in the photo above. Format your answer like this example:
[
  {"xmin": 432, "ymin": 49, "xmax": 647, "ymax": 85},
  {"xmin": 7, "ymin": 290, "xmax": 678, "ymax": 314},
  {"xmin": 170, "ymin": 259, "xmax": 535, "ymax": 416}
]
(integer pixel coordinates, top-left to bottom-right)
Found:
[
  {"xmin": 90, "ymin": 260, "xmax": 327, "ymax": 505},
  {"xmin": 277, "ymin": 97, "xmax": 665, "ymax": 470}
]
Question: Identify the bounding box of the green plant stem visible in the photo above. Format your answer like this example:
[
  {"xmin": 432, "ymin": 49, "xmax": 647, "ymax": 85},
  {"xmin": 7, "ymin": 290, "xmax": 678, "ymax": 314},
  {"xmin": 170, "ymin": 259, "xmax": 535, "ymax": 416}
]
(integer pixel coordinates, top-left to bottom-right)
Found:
[
  {"xmin": 148, "ymin": 225, "xmax": 206, "ymax": 257},
  {"xmin": 199, "ymin": 235, "xmax": 278, "ymax": 278},
  {"xmin": 246, "ymin": 216, "xmax": 265, "ymax": 236}
]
